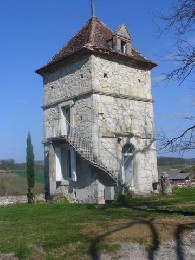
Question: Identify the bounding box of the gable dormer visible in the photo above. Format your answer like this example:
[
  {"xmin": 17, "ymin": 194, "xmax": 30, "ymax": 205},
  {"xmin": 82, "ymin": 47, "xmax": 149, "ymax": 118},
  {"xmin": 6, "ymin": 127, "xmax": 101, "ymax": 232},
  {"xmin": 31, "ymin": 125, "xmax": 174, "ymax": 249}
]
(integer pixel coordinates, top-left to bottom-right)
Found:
[{"xmin": 111, "ymin": 24, "xmax": 132, "ymax": 55}]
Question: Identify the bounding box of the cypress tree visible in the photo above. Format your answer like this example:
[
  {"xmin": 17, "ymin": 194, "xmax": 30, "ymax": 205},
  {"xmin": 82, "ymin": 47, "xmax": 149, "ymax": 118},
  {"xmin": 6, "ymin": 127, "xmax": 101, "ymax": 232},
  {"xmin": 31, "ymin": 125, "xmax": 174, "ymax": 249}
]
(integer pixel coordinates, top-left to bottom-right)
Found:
[{"xmin": 26, "ymin": 132, "xmax": 35, "ymax": 203}]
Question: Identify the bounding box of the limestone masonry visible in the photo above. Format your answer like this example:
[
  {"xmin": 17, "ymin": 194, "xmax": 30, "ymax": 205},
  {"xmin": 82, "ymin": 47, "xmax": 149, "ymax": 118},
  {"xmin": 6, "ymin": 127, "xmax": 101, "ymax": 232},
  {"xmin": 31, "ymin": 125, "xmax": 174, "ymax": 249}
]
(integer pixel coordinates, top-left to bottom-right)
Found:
[{"xmin": 36, "ymin": 17, "xmax": 158, "ymax": 203}]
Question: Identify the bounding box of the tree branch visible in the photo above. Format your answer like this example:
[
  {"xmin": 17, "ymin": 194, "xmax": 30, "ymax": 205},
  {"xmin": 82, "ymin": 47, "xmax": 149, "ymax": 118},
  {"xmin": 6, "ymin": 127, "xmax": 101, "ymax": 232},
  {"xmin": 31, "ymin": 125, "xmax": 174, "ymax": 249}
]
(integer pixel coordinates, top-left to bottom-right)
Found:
[{"xmin": 158, "ymin": 125, "xmax": 195, "ymax": 152}]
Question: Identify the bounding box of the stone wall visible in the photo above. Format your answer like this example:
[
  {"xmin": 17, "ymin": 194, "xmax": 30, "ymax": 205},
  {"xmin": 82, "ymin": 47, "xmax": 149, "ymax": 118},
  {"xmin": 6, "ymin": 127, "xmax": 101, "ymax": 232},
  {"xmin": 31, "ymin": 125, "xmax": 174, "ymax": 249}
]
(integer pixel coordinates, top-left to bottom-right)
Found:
[
  {"xmin": 43, "ymin": 57, "xmax": 92, "ymax": 106},
  {"xmin": 90, "ymin": 56, "xmax": 158, "ymax": 192},
  {"xmin": 73, "ymin": 97, "xmax": 93, "ymax": 139},
  {"xmin": 55, "ymin": 156, "xmax": 106, "ymax": 204},
  {"xmin": 93, "ymin": 94, "xmax": 155, "ymax": 137},
  {"xmin": 91, "ymin": 55, "xmax": 152, "ymax": 99},
  {"xmin": 0, "ymin": 194, "xmax": 45, "ymax": 207},
  {"xmin": 43, "ymin": 57, "xmax": 95, "ymax": 140},
  {"xmin": 44, "ymin": 96, "xmax": 94, "ymax": 140}
]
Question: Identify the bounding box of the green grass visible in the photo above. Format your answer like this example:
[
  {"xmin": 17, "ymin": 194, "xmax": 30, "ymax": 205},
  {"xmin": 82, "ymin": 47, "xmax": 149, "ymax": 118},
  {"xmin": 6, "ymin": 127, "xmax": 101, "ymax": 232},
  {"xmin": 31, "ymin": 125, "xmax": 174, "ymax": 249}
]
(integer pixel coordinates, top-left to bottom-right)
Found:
[
  {"xmin": 0, "ymin": 203, "xmax": 109, "ymax": 259},
  {"xmin": 0, "ymin": 188, "xmax": 194, "ymax": 259},
  {"xmin": 15, "ymin": 170, "xmax": 44, "ymax": 184},
  {"xmin": 115, "ymin": 187, "xmax": 195, "ymax": 215}
]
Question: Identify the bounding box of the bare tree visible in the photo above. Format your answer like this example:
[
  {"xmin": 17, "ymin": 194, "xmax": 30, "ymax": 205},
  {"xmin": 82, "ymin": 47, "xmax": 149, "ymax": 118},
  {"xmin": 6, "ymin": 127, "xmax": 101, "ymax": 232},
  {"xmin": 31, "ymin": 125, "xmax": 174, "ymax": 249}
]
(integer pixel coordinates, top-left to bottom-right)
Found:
[
  {"xmin": 157, "ymin": 0, "xmax": 195, "ymax": 153},
  {"xmin": 158, "ymin": 123, "xmax": 195, "ymax": 153}
]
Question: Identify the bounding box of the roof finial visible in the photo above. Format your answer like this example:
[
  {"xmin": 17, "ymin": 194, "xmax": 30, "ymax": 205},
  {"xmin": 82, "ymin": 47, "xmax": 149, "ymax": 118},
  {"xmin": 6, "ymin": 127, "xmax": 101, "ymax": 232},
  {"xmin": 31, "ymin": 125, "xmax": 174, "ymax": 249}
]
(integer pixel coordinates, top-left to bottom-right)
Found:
[{"xmin": 91, "ymin": 0, "xmax": 95, "ymax": 17}]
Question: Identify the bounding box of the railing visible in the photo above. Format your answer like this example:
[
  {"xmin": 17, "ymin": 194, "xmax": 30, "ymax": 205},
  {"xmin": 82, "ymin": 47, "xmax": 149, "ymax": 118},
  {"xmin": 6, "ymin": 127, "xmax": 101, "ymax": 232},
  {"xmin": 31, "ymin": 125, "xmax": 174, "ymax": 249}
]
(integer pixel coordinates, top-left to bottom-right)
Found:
[{"xmin": 45, "ymin": 118, "xmax": 118, "ymax": 183}]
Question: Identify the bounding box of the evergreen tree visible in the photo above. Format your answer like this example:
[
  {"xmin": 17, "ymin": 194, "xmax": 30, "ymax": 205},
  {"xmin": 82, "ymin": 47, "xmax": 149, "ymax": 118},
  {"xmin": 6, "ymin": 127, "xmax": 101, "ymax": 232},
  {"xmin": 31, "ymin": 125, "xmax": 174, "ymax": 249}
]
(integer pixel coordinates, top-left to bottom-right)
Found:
[{"xmin": 26, "ymin": 132, "xmax": 35, "ymax": 203}]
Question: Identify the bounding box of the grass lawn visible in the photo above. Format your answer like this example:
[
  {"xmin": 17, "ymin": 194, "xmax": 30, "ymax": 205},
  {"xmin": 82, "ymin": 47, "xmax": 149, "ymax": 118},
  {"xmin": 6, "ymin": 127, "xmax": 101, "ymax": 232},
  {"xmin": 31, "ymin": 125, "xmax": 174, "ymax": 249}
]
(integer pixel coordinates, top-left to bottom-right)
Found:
[{"xmin": 0, "ymin": 188, "xmax": 194, "ymax": 259}]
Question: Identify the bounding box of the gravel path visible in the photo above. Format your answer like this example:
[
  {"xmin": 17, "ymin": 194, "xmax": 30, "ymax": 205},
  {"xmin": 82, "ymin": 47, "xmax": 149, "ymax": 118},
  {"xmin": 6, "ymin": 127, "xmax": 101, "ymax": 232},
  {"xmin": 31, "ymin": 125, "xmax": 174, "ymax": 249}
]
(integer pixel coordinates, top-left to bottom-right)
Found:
[{"xmin": 99, "ymin": 230, "xmax": 195, "ymax": 260}]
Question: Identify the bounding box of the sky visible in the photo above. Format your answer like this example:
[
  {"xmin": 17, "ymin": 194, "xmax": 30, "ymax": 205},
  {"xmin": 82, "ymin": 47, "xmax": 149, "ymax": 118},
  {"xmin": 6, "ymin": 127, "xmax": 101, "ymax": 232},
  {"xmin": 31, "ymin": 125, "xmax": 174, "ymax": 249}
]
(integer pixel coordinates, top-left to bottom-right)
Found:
[{"xmin": 0, "ymin": 0, "xmax": 194, "ymax": 162}]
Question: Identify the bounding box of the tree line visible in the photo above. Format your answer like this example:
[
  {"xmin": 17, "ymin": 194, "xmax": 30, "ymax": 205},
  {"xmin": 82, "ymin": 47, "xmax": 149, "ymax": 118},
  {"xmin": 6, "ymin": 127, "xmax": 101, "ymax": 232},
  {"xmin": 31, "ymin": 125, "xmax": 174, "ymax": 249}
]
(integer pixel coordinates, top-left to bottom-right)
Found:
[{"xmin": 0, "ymin": 159, "xmax": 15, "ymax": 171}]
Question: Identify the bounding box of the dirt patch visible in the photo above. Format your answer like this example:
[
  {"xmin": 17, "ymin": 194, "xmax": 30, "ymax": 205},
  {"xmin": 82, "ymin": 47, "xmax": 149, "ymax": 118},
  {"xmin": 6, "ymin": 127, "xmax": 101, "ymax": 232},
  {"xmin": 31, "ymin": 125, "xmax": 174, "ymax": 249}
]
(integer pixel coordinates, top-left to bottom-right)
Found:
[
  {"xmin": 98, "ymin": 229, "xmax": 195, "ymax": 260},
  {"xmin": 83, "ymin": 216, "xmax": 195, "ymax": 260},
  {"xmin": 83, "ymin": 216, "xmax": 195, "ymax": 246}
]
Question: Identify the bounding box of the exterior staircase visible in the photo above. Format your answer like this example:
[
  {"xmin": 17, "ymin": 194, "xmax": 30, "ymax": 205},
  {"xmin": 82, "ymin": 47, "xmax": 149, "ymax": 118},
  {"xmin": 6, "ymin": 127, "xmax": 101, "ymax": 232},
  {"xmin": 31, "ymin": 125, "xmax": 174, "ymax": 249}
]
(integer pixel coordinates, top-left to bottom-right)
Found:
[{"xmin": 62, "ymin": 120, "xmax": 118, "ymax": 184}]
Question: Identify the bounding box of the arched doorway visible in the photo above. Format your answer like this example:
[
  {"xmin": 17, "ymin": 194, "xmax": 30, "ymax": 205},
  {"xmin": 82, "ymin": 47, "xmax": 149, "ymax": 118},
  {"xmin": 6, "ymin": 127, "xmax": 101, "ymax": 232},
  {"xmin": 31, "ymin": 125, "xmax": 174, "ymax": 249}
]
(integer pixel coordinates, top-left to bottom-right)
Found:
[{"xmin": 121, "ymin": 143, "xmax": 134, "ymax": 186}]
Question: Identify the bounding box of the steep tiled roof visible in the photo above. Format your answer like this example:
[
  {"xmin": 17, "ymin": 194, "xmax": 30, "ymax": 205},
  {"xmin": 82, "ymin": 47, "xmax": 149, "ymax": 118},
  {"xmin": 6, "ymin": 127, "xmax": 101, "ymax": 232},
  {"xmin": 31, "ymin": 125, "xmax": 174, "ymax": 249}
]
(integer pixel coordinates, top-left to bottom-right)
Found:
[
  {"xmin": 36, "ymin": 17, "xmax": 156, "ymax": 74},
  {"xmin": 48, "ymin": 17, "xmax": 113, "ymax": 65}
]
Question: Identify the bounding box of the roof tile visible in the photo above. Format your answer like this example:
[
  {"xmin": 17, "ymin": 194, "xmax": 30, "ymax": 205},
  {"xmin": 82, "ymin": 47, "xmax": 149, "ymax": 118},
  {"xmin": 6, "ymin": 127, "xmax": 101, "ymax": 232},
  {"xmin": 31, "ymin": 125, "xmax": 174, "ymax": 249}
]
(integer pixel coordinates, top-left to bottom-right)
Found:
[{"xmin": 37, "ymin": 17, "xmax": 156, "ymax": 74}]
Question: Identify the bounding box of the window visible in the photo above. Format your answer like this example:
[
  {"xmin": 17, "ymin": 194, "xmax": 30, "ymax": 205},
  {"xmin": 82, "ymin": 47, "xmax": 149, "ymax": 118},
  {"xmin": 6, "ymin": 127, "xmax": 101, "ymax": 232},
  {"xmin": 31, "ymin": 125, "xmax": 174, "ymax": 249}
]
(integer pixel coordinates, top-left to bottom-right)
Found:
[
  {"xmin": 121, "ymin": 143, "xmax": 135, "ymax": 186},
  {"xmin": 121, "ymin": 40, "xmax": 127, "ymax": 53},
  {"xmin": 55, "ymin": 147, "xmax": 63, "ymax": 181},
  {"xmin": 61, "ymin": 107, "xmax": 70, "ymax": 136},
  {"xmin": 59, "ymin": 100, "xmax": 74, "ymax": 137},
  {"xmin": 67, "ymin": 149, "xmax": 71, "ymax": 178},
  {"xmin": 122, "ymin": 143, "xmax": 134, "ymax": 156},
  {"xmin": 69, "ymin": 147, "xmax": 77, "ymax": 181},
  {"xmin": 56, "ymin": 147, "xmax": 77, "ymax": 181},
  {"xmin": 107, "ymin": 39, "xmax": 113, "ymax": 49}
]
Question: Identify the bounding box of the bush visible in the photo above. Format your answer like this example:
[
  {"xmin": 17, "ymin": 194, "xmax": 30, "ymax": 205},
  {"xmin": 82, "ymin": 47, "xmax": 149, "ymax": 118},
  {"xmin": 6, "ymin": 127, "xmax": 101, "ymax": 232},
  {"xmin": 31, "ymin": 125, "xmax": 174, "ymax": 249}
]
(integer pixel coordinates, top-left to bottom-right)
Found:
[{"xmin": 117, "ymin": 189, "xmax": 133, "ymax": 206}]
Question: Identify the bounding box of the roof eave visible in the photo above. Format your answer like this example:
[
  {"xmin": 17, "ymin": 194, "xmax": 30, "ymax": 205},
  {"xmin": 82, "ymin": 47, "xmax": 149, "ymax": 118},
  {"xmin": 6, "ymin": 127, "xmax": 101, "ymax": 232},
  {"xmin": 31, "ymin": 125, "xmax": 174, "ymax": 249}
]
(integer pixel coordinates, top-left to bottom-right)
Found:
[
  {"xmin": 35, "ymin": 47, "xmax": 157, "ymax": 76},
  {"xmin": 35, "ymin": 48, "xmax": 92, "ymax": 76},
  {"xmin": 95, "ymin": 48, "xmax": 157, "ymax": 70}
]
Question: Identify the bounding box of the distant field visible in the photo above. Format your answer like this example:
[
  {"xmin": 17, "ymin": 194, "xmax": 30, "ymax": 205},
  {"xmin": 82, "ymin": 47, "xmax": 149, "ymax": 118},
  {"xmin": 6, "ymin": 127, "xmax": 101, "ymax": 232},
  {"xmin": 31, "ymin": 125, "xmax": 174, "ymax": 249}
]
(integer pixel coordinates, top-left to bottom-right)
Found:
[
  {"xmin": 0, "ymin": 170, "xmax": 44, "ymax": 196},
  {"xmin": 15, "ymin": 170, "xmax": 44, "ymax": 184}
]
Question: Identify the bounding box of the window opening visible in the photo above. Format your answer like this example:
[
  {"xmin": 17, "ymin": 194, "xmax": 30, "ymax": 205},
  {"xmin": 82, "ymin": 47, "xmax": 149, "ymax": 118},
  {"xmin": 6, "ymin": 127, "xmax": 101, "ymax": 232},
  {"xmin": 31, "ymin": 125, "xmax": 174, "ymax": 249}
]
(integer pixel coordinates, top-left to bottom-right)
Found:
[
  {"xmin": 67, "ymin": 150, "xmax": 71, "ymax": 178},
  {"xmin": 107, "ymin": 39, "xmax": 113, "ymax": 49},
  {"xmin": 55, "ymin": 147, "xmax": 63, "ymax": 181},
  {"xmin": 61, "ymin": 107, "xmax": 70, "ymax": 135},
  {"xmin": 122, "ymin": 143, "xmax": 134, "ymax": 156},
  {"xmin": 121, "ymin": 143, "xmax": 134, "ymax": 186},
  {"xmin": 121, "ymin": 40, "xmax": 126, "ymax": 53}
]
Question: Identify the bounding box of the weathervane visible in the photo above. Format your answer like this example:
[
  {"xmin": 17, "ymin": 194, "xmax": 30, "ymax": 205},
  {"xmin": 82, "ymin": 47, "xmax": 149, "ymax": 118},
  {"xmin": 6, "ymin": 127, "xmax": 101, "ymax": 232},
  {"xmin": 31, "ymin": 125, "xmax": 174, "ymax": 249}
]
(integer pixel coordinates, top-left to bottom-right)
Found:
[{"xmin": 91, "ymin": 0, "xmax": 96, "ymax": 17}]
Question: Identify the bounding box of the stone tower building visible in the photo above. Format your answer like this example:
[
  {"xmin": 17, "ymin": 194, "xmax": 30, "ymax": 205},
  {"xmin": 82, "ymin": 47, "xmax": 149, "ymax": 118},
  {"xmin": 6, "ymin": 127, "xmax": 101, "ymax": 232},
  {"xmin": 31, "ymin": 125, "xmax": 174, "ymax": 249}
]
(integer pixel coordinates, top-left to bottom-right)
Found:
[{"xmin": 36, "ymin": 17, "xmax": 158, "ymax": 203}]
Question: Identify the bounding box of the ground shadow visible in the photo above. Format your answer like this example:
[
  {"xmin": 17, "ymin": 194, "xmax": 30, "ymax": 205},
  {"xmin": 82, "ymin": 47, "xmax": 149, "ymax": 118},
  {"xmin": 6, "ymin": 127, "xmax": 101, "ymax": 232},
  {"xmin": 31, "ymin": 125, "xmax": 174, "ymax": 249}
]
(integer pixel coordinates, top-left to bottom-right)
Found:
[
  {"xmin": 175, "ymin": 223, "xmax": 195, "ymax": 260},
  {"xmin": 88, "ymin": 218, "xmax": 160, "ymax": 260},
  {"xmin": 87, "ymin": 216, "xmax": 195, "ymax": 260}
]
